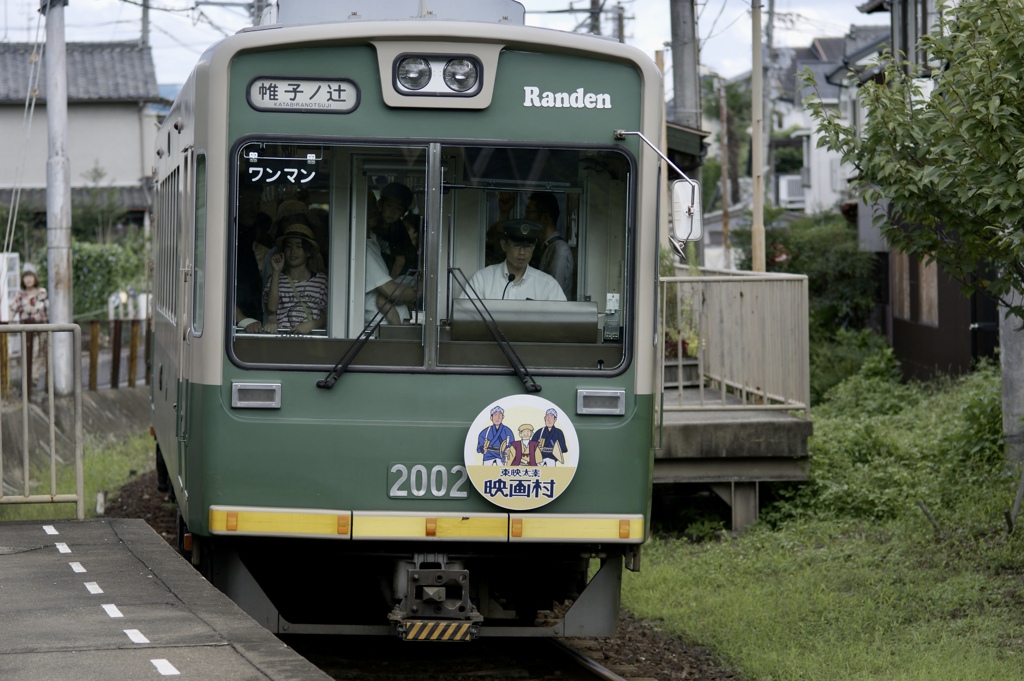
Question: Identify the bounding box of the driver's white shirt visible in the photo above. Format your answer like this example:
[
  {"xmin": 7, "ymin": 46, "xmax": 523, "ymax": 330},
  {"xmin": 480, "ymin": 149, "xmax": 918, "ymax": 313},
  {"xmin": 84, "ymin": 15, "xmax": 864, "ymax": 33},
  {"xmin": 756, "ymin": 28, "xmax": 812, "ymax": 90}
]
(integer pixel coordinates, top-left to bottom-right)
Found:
[{"xmin": 462, "ymin": 262, "xmax": 566, "ymax": 301}]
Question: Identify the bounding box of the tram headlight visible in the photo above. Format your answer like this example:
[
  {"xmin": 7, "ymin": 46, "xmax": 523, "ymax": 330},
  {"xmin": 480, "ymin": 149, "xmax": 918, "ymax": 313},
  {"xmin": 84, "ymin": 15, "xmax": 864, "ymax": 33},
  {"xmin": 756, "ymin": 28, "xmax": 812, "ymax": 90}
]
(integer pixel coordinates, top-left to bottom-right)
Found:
[
  {"xmin": 392, "ymin": 54, "xmax": 483, "ymax": 97},
  {"xmin": 396, "ymin": 56, "xmax": 432, "ymax": 91},
  {"xmin": 443, "ymin": 58, "xmax": 479, "ymax": 93}
]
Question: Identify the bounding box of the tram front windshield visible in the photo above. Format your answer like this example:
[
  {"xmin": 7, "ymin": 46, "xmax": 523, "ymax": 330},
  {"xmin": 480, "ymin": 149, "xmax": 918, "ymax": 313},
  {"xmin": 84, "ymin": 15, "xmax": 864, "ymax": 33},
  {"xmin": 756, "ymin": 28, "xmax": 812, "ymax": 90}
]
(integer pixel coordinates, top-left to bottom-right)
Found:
[{"xmin": 231, "ymin": 142, "xmax": 633, "ymax": 374}]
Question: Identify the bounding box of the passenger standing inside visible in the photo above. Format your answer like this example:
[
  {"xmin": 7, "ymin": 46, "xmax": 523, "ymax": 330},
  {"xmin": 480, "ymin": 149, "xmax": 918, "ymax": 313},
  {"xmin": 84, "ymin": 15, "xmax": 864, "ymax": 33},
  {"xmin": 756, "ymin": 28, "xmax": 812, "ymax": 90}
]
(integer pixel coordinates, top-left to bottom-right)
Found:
[
  {"xmin": 527, "ymin": 192, "xmax": 573, "ymax": 299},
  {"xmin": 235, "ymin": 183, "xmax": 272, "ymax": 332},
  {"xmin": 484, "ymin": 191, "xmax": 516, "ymax": 266},
  {"xmin": 264, "ymin": 217, "xmax": 328, "ymax": 334},
  {"xmin": 375, "ymin": 182, "xmax": 418, "ymax": 279},
  {"xmin": 10, "ymin": 263, "xmax": 48, "ymax": 390},
  {"xmin": 366, "ymin": 183, "xmax": 417, "ymax": 323},
  {"xmin": 463, "ymin": 220, "xmax": 566, "ymax": 301}
]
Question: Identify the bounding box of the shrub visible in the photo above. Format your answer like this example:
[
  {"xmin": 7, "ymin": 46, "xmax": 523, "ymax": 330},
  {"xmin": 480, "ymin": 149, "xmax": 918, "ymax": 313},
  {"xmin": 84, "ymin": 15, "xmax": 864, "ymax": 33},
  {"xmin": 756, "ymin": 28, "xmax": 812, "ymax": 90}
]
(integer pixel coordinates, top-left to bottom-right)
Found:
[
  {"xmin": 37, "ymin": 239, "xmax": 148, "ymax": 320},
  {"xmin": 809, "ymin": 328, "xmax": 891, "ymax": 405},
  {"xmin": 763, "ymin": 360, "xmax": 1006, "ymax": 526}
]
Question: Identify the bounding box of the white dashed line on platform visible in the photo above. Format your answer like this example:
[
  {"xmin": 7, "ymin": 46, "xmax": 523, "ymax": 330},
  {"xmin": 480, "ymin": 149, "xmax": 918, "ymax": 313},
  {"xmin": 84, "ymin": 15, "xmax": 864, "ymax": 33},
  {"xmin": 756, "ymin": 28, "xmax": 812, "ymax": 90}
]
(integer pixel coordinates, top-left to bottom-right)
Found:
[
  {"xmin": 102, "ymin": 604, "xmax": 123, "ymax": 618},
  {"xmin": 43, "ymin": 525, "xmax": 58, "ymax": 535},
  {"xmin": 84, "ymin": 582, "xmax": 103, "ymax": 594},
  {"xmin": 55, "ymin": 542, "xmax": 71, "ymax": 554},
  {"xmin": 69, "ymin": 561, "xmax": 87, "ymax": 573},
  {"xmin": 151, "ymin": 659, "xmax": 180, "ymax": 676},
  {"xmin": 125, "ymin": 629, "xmax": 150, "ymax": 644}
]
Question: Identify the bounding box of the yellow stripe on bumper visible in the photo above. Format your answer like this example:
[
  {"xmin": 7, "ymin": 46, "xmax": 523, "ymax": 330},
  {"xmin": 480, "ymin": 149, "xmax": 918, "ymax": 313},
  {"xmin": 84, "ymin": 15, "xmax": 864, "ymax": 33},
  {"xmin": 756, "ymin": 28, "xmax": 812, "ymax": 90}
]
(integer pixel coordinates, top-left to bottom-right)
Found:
[
  {"xmin": 351, "ymin": 511, "xmax": 508, "ymax": 541},
  {"xmin": 401, "ymin": 620, "xmax": 477, "ymax": 641},
  {"xmin": 209, "ymin": 506, "xmax": 351, "ymax": 538},
  {"xmin": 206, "ymin": 507, "xmax": 645, "ymax": 543},
  {"xmin": 509, "ymin": 514, "xmax": 645, "ymax": 542}
]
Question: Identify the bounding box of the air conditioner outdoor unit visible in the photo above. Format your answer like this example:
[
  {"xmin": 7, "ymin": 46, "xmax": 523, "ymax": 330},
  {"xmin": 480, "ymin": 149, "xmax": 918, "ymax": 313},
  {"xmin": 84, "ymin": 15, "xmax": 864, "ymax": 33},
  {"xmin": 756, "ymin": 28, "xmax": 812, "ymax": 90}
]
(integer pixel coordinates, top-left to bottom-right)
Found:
[{"xmin": 777, "ymin": 174, "xmax": 805, "ymax": 210}]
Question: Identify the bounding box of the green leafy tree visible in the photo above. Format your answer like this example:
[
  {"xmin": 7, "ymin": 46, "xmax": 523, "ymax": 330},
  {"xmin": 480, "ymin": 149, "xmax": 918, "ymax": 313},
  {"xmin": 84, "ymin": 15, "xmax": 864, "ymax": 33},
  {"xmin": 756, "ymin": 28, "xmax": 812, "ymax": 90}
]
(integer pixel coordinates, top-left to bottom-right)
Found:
[{"xmin": 803, "ymin": 0, "xmax": 1024, "ymax": 317}]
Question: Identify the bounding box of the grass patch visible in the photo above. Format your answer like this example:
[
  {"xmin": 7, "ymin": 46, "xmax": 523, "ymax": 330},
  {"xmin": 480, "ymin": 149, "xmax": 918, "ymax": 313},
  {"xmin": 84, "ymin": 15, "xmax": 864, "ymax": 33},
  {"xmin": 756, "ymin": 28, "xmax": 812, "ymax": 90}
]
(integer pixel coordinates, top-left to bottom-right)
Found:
[
  {"xmin": 0, "ymin": 432, "xmax": 153, "ymax": 521},
  {"xmin": 625, "ymin": 357, "xmax": 1024, "ymax": 679},
  {"xmin": 625, "ymin": 521, "xmax": 1024, "ymax": 680}
]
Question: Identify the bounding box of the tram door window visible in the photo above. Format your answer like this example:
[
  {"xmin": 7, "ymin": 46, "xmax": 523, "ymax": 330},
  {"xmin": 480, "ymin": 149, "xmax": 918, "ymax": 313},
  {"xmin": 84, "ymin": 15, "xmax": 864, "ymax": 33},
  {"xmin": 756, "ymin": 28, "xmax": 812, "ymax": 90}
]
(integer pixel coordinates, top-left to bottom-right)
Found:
[{"xmin": 347, "ymin": 149, "xmax": 428, "ymax": 338}]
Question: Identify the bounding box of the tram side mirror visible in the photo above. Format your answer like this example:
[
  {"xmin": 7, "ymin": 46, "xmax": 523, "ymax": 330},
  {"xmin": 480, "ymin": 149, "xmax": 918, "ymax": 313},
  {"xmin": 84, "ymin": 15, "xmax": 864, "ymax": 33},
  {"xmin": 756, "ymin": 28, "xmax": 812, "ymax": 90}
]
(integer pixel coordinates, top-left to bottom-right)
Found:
[{"xmin": 670, "ymin": 179, "xmax": 703, "ymax": 243}]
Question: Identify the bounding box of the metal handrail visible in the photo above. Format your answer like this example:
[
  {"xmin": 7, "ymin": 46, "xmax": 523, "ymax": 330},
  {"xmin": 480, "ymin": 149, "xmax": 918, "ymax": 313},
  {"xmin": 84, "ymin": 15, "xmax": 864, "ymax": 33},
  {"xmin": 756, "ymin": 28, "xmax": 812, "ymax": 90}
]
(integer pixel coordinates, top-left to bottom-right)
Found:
[{"xmin": 0, "ymin": 323, "xmax": 84, "ymax": 519}]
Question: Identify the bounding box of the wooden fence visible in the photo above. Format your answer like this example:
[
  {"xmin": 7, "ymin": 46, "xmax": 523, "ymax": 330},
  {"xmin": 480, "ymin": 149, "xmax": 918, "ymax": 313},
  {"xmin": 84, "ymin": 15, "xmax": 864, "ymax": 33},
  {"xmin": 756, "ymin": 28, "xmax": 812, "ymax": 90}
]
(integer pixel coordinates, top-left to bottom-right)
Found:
[{"xmin": 0, "ymin": 319, "xmax": 149, "ymax": 398}]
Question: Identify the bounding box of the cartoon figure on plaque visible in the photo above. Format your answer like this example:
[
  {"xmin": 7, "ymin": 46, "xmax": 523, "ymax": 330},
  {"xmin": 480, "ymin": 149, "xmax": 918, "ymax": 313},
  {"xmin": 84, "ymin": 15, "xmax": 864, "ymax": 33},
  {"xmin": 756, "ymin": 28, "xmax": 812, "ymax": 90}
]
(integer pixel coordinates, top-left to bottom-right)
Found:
[
  {"xmin": 507, "ymin": 424, "xmax": 541, "ymax": 467},
  {"xmin": 477, "ymin": 405, "xmax": 514, "ymax": 466},
  {"xmin": 532, "ymin": 408, "xmax": 568, "ymax": 467},
  {"xmin": 463, "ymin": 395, "xmax": 579, "ymax": 511}
]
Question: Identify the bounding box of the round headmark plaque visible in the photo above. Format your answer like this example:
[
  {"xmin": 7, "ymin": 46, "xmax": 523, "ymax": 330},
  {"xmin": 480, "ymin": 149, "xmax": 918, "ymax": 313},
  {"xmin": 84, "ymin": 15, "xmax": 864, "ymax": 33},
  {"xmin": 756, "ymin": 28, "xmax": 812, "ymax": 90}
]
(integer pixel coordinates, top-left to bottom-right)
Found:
[{"xmin": 463, "ymin": 395, "xmax": 579, "ymax": 511}]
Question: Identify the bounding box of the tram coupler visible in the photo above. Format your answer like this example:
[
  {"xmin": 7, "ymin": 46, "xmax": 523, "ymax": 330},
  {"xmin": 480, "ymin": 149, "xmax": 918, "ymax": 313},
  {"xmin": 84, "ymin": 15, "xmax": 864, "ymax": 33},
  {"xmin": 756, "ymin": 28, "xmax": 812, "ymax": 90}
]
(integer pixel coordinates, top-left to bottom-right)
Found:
[{"xmin": 389, "ymin": 555, "xmax": 483, "ymax": 640}]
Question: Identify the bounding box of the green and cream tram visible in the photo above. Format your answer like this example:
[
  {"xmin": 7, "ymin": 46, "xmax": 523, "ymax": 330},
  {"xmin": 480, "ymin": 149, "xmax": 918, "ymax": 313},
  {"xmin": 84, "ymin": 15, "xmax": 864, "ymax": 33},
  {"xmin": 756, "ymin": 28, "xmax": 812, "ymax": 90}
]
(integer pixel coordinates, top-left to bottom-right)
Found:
[{"xmin": 151, "ymin": 0, "xmax": 700, "ymax": 640}]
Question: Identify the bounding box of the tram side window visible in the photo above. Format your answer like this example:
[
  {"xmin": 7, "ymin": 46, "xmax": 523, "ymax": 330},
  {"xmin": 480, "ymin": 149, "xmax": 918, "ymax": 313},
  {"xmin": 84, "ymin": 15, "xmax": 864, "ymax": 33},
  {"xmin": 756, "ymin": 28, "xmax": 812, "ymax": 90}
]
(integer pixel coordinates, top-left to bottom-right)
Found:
[{"xmin": 234, "ymin": 145, "xmax": 332, "ymax": 336}]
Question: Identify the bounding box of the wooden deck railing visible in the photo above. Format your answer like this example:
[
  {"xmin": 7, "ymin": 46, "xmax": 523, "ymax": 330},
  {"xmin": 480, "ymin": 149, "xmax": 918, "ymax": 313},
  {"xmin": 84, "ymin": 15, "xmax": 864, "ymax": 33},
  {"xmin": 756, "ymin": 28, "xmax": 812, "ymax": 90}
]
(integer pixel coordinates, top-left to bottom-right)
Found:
[{"xmin": 661, "ymin": 267, "xmax": 811, "ymax": 417}]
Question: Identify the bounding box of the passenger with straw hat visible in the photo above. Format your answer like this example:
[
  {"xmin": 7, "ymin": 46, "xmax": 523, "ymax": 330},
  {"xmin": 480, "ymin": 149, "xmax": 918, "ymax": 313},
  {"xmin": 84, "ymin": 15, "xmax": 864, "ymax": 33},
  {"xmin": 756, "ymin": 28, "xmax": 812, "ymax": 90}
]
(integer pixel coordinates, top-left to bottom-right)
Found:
[{"xmin": 263, "ymin": 214, "xmax": 328, "ymax": 334}]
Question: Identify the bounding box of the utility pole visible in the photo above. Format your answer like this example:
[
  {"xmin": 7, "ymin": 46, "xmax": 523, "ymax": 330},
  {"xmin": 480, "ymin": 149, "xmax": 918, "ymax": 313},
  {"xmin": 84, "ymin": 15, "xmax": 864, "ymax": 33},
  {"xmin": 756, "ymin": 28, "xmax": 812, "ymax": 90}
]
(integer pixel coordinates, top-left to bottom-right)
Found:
[
  {"xmin": 719, "ymin": 76, "xmax": 731, "ymax": 269},
  {"xmin": 251, "ymin": 0, "xmax": 268, "ymax": 24},
  {"xmin": 763, "ymin": 0, "xmax": 775, "ymax": 207},
  {"xmin": 669, "ymin": 0, "xmax": 701, "ymax": 130},
  {"xmin": 656, "ymin": 50, "xmax": 670, "ymax": 252},
  {"xmin": 590, "ymin": 0, "xmax": 602, "ymax": 35},
  {"xmin": 41, "ymin": 0, "xmax": 73, "ymax": 395},
  {"xmin": 615, "ymin": 4, "xmax": 625, "ymax": 43},
  {"xmin": 141, "ymin": 0, "xmax": 149, "ymax": 46},
  {"xmin": 751, "ymin": 1, "xmax": 765, "ymax": 272}
]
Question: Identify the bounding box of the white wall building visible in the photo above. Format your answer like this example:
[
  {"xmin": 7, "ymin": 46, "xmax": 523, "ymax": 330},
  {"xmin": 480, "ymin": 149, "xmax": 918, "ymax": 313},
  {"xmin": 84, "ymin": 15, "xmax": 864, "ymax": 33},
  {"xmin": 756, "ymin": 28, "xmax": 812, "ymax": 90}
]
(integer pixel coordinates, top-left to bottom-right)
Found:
[{"xmin": 0, "ymin": 41, "xmax": 163, "ymax": 222}]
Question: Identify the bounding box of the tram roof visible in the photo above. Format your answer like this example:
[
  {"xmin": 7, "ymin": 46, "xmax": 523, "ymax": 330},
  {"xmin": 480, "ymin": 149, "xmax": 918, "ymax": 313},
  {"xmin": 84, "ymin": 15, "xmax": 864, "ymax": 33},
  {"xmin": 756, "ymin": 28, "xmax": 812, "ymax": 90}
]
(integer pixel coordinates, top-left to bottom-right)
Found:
[
  {"xmin": 260, "ymin": 0, "xmax": 526, "ymax": 27},
  {"xmin": 0, "ymin": 41, "xmax": 161, "ymax": 104}
]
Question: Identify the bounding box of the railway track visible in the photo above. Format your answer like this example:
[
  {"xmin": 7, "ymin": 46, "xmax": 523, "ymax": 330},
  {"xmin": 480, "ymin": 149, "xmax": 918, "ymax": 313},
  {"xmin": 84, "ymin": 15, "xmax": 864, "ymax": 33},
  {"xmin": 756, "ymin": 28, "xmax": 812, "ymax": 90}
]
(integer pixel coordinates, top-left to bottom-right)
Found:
[{"xmin": 285, "ymin": 635, "xmax": 647, "ymax": 681}]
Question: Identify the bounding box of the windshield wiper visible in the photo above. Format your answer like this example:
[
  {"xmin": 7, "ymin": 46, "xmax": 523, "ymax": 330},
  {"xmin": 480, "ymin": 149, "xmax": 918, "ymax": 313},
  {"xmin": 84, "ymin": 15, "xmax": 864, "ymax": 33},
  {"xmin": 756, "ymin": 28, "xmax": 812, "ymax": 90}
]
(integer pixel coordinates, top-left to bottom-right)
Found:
[
  {"xmin": 316, "ymin": 273, "xmax": 417, "ymax": 390},
  {"xmin": 449, "ymin": 267, "xmax": 541, "ymax": 394}
]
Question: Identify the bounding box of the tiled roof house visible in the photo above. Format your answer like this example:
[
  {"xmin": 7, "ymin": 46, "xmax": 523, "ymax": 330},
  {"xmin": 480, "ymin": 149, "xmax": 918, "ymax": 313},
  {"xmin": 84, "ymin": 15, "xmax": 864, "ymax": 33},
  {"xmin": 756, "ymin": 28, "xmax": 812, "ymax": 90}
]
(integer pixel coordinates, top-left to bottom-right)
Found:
[{"xmin": 0, "ymin": 41, "xmax": 164, "ymax": 216}]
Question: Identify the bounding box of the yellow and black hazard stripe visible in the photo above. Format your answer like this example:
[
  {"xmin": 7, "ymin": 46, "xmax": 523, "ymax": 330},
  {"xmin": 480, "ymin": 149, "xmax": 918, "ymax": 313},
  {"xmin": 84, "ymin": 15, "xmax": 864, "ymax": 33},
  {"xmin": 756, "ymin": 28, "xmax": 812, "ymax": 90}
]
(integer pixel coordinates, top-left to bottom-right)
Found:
[{"xmin": 400, "ymin": 620, "xmax": 477, "ymax": 641}]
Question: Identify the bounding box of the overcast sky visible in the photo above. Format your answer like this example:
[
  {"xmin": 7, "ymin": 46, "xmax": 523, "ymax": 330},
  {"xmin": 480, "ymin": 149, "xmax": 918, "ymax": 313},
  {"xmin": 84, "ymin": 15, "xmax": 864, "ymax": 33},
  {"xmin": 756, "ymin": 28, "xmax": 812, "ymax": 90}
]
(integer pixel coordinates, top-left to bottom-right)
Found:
[{"xmin": 0, "ymin": 0, "xmax": 887, "ymax": 91}]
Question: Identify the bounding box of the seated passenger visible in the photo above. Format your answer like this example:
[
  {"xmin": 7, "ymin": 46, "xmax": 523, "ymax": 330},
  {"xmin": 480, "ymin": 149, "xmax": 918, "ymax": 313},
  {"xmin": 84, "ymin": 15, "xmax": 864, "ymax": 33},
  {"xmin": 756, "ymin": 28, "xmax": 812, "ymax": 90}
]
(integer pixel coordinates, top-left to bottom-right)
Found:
[
  {"xmin": 462, "ymin": 220, "xmax": 567, "ymax": 301},
  {"xmin": 263, "ymin": 217, "xmax": 328, "ymax": 334}
]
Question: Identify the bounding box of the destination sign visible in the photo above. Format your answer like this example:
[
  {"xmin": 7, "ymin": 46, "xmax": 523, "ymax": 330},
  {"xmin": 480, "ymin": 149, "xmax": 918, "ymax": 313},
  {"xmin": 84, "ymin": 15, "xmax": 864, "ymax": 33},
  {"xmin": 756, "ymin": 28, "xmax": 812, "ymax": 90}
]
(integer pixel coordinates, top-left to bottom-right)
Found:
[{"xmin": 247, "ymin": 77, "xmax": 359, "ymax": 113}]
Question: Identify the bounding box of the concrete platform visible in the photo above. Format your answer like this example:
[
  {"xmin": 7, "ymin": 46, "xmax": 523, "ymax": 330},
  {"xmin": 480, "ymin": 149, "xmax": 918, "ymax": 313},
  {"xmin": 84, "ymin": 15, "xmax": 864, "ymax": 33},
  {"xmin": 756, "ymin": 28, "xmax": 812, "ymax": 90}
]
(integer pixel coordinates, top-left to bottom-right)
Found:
[
  {"xmin": 0, "ymin": 518, "xmax": 330, "ymax": 681},
  {"xmin": 657, "ymin": 386, "xmax": 813, "ymax": 530}
]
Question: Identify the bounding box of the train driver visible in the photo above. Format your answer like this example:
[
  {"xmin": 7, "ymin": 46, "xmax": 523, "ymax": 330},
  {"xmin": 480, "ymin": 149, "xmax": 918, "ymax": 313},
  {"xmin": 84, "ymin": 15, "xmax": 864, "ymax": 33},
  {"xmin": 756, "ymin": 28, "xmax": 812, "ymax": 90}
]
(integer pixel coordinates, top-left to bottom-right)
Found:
[{"xmin": 462, "ymin": 220, "xmax": 566, "ymax": 301}]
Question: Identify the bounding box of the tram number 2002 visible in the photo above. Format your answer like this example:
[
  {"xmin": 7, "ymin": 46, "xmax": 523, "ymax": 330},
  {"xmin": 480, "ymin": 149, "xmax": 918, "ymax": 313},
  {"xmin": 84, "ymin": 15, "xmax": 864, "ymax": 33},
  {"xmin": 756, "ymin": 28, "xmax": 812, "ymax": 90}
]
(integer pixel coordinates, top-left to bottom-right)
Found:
[{"xmin": 388, "ymin": 463, "xmax": 469, "ymax": 499}]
